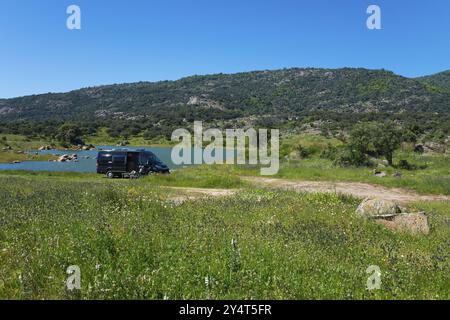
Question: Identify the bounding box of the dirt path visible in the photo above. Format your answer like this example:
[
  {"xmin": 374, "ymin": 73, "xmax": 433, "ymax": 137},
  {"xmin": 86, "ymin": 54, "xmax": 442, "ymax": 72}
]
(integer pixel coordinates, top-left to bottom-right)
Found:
[
  {"xmin": 162, "ymin": 178, "xmax": 448, "ymax": 204},
  {"xmin": 163, "ymin": 187, "xmax": 237, "ymax": 204},
  {"xmin": 242, "ymin": 177, "xmax": 449, "ymax": 204}
]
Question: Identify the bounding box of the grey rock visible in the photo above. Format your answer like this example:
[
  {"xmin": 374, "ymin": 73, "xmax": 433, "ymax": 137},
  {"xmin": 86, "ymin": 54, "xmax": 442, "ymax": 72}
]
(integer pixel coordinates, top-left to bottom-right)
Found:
[
  {"xmin": 423, "ymin": 142, "xmax": 446, "ymax": 154},
  {"xmin": 356, "ymin": 198, "xmax": 402, "ymax": 218},
  {"xmin": 392, "ymin": 171, "xmax": 402, "ymax": 178}
]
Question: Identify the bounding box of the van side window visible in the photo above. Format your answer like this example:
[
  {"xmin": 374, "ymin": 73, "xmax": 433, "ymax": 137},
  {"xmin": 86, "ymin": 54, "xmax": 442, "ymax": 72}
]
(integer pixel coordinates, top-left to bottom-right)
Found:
[
  {"xmin": 99, "ymin": 154, "xmax": 112, "ymax": 163},
  {"xmin": 112, "ymin": 155, "xmax": 126, "ymax": 164}
]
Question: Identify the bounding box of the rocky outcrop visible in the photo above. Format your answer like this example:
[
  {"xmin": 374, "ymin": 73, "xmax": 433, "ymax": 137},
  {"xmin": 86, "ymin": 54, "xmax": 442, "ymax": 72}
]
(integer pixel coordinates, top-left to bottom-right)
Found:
[
  {"xmin": 70, "ymin": 144, "xmax": 96, "ymax": 151},
  {"xmin": 57, "ymin": 154, "xmax": 78, "ymax": 162},
  {"xmin": 116, "ymin": 141, "xmax": 129, "ymax": 147},
  {"xmin": 373, "ymin": 169, "xmax": 387, "ymax": 178},
  {"xmin": 356, "ymin": 198, "xmax": 402, "ymax": 218},
  {"xmin": 376, "ymin": 212, "xmax": 430, "ymax": 235},
  {"xmin": 356, "ymin": 198, "xmax": 429, "ymax": 234},
  {"xmin": 38, "ymin": 145, "xmax": 54, "ymax": 151},
  {"xmin": 422, "ymin": 142, "xmax": 446, "ymax": 154},
  {"xmin": 81, "ymin": 144, "xmax": 96, "ymax": 150},
  {"xmin": 39, "ymin": 144, "xmax": 95, "ymax": 151},
  {"xmin": 187, "ymin": 95, "xmax": 224, "ymax": 110}
]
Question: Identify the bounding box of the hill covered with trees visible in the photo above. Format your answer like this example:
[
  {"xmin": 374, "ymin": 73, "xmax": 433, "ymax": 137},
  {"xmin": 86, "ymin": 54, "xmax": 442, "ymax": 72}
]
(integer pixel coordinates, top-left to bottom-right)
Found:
[
  {"xmin": 418, "ymin": 70, "xmax": 450, "ymax": 91},
  {"xmin": 0, "ymin": 67, "xmax": 449, "ymax": 141}
]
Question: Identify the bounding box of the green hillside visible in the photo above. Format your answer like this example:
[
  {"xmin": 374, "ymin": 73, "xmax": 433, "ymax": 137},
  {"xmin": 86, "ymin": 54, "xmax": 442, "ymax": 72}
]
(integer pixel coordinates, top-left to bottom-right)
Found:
[
  {"xmin": 418, "ymin": 70, "xmax": 450, "ymax": 92},
  {"xmin": 1, "ymin": 68, "xmax": 449, "ymax": 140}
]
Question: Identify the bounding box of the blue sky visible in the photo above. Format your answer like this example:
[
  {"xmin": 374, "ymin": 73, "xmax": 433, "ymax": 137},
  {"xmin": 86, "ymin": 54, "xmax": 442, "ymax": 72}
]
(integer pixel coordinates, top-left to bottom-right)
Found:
[{"xmin": 0, "ymin": 0, "xmax": 449, "ymax": 98}]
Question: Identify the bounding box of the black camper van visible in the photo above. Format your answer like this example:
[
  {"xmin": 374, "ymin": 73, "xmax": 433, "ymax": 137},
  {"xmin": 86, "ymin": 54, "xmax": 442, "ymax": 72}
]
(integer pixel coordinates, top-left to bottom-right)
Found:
[{"xmin": 96, "ymin": 149, "xmax": 170, "ymax": 178}]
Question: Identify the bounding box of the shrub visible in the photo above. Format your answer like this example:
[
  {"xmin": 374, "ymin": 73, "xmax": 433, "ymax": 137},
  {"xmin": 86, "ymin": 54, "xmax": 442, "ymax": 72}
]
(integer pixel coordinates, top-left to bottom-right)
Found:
[
  {"xmin": 398, "ymin": 159, "xmax": 414, "ymax": 170},
  {"xmin": 334, "ymin": 149, "xmax": 369, "ymax": 167},
  {"xmin": 320, "ymin": 144, "xmax": 338, "ymax": 161},
  {"xmin": 297, "ymin": 145, "xmax": 311, "ymax": 159},
  {"xmin": 347, "ymin": 122, "xmax": 402, "ymax": 166}
]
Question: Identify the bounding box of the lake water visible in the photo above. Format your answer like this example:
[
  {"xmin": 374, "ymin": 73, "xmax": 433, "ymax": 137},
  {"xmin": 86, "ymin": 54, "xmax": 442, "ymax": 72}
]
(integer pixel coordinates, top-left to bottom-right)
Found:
[
  {"xmin": 0, "ymin": 146, "xmax": 178, "ymax": 173},
  {"xmin": 0, "ymin": 146, "xmax": 236, "ymax": 173}
]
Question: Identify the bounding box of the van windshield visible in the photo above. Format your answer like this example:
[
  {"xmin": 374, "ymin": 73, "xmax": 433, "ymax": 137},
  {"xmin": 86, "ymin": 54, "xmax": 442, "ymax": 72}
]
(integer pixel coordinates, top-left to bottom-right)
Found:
[{"xmin": 143, "ymin": 152, "xmax": 163, "ymax": 165}]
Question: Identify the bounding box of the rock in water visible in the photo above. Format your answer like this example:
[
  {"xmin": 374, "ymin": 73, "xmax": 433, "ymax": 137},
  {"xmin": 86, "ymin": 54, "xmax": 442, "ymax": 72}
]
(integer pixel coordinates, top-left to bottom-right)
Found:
[
  {"xmin": 38, "ymin": 145, "xmax": 54, "ymax": 151},
  {"xmin": 356, "ymin": 198, "xmax": 402, "ymax": 218},
  {"xmin": 58, "ymin": 154, "xmax": 69, "ymax": 162},
  {"xmin": 81, "ymin": 144, "xmax": 95, "ymax": 150}
]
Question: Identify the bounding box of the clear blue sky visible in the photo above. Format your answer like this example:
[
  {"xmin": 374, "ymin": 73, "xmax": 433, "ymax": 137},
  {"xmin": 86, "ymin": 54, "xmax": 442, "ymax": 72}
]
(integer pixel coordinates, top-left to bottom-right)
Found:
[{"xmin": 1, "ymin": 0, "xmax": 449, "ymax": 98}]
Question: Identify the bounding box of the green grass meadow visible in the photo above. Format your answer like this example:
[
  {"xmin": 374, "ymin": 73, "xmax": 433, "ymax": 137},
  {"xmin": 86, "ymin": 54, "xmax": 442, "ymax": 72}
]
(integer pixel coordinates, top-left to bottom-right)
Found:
[
  {"xmin": 0, "ymin": 171, "xmax": 448, "ymax": 299},
  {"xmin": 0, "ymin": 133, "xmax": 449, "ymax": 299}
]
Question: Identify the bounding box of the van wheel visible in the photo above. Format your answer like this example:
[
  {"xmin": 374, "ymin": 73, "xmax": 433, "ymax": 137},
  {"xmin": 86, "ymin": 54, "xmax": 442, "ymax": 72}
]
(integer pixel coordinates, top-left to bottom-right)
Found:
[{"xmin": 106, "ymin": 171, "xmax": 114, "ymax": 179}]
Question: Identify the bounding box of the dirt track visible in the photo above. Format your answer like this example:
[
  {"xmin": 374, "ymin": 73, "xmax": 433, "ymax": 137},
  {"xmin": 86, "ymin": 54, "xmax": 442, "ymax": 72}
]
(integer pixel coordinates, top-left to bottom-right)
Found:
[
  {"xmin": 242, "ymin": 177, "xmax": 449, "ymax": 204},
  {"xmin": 164, "ymin": 186, "xmax": 237, "ymax": 204},
  {"xmin": 162, "ymin": 178, "xmax": 448, "ymax": 204}
]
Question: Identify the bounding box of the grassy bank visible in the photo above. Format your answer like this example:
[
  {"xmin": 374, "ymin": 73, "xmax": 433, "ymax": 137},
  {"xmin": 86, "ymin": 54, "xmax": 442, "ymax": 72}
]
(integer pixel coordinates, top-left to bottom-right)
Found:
[
  {"xmin": 2, "ymin": 133, "xmax": 448, "ymax": 196},
  {"xmin": 0, "ymin": 174, "xmax": 448, "ymax": 299},
  {"xmin": 272, "ymin": 153, "xmax": 450, "ymax": 195},
  {"xmin": 0, "ymin": 134, "xmax": 50, "ymax": 150},
  {"xmin": 0, "ymin": 134, "xmax": 56, "ymax": 163},
  {"xmin": 0, "ymin": 151, "xmax": 57, "ymax": 164},
  {"xmin": 230, "ymin": 133, "xmax": 450, "ymax": 195},
  {"xmin": 0, "ymin": 166, "xmax": 244, "ymax": 189}
]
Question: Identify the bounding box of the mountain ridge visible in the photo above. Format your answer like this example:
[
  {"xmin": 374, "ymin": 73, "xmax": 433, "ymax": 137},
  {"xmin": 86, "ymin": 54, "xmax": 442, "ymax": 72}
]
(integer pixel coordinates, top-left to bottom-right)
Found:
[
  {"xmin": 418, "ymin": 70, "xmax": 450, "ymax": 91},
  {"xmin": 2, "ymin": 67, "xmax": 450, "ymax": 100},
  {"xmin": 0, "ymin": 67, "xmax": 449, "ymax": 140}
]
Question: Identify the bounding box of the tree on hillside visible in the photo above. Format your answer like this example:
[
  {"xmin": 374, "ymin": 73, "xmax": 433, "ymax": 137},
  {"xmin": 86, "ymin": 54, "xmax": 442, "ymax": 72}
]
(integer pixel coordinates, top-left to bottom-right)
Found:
[
  {"xmin": 371, "ymin": 123, "xmax": 402, "ymax": 165},
  {"xmin": 346, "ymin": 122, "xmax": 402, "ymax": 166},
  {"xmin": 348, "ymin": 123, "xmax": 377, "ymax": 156},
  {"xmin": 55, "ymin": 124, "xmax": 84, "ymax": 146}
]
